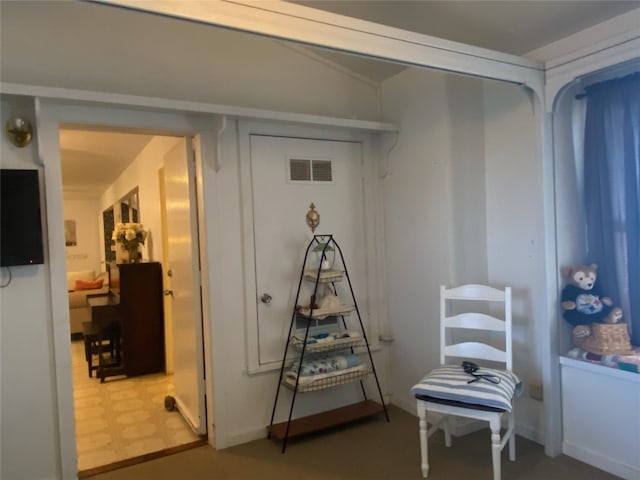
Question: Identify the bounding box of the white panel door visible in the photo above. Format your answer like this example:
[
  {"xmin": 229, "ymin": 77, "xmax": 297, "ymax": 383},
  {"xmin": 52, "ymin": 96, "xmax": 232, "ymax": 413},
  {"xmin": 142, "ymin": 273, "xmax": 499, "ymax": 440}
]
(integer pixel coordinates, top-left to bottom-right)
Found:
[
  {"xmin": 164, "ymin": 138, "xmax": 206, "ymax": 435},
  {"xmin": 250, "ymin": 135, "xmax": 367, "ymax": 366}
]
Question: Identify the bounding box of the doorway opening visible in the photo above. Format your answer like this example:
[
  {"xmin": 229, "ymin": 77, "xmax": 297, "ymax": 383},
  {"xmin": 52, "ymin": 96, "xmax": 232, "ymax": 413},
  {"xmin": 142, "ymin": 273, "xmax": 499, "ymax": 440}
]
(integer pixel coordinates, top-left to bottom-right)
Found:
[{"xmin": 60, "ymin": 125, "xmax": 208, "ymax": 474}]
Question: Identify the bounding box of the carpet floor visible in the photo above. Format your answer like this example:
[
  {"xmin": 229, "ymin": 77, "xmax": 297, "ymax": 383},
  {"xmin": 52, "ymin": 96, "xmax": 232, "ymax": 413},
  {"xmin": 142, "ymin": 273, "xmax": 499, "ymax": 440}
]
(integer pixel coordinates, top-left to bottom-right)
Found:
[{"xmin": 86, "ymin": 404, "xmax": 621, "ymax": 480}]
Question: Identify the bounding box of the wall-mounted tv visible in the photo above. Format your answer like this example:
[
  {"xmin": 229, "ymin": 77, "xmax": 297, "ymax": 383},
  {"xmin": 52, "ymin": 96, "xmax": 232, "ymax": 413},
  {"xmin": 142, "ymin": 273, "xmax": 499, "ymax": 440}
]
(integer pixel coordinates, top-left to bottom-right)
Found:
[{"xmin": 1, "ymin": 169, "xmax": 45, "ymax": 266}]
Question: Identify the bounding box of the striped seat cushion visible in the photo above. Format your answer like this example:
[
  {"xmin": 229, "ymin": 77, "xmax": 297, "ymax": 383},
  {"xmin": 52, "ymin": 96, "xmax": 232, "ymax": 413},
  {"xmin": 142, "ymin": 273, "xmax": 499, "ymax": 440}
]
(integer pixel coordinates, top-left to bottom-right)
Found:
[{"xmin": 411, "ymin": 365, "xmax": 522, "ymax": 412}]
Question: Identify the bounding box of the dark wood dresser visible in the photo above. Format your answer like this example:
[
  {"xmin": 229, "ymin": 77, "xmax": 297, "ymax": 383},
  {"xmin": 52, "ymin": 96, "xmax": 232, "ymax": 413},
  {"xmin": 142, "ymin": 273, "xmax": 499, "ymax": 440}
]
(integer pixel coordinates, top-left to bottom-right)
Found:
[{"xmin": 98, "ymin": 261, "xmax": 165, "ymax": 379}]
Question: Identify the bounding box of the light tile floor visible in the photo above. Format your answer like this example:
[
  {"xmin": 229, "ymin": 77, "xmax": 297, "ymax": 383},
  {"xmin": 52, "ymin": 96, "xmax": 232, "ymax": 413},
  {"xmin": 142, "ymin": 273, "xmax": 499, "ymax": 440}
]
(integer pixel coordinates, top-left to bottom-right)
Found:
[{"xmin": 71, "ymin": 341, "xmax": 201, "ymax": 472}]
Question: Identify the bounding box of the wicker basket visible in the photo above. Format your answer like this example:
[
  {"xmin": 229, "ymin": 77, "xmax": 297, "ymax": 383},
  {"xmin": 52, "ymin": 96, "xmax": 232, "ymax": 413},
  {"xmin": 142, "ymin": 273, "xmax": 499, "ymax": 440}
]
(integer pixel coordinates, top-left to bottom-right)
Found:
[
  {"xmin": 284, "ymin": 367, "xmax": 370, "ymax": 392},
  {"xmin": 291, "ymin": 333, "xmax": 363, "ymax": 354},
  {"xmin": 576, "ymin": 323, "xmax": 634, "ymax": 355}
]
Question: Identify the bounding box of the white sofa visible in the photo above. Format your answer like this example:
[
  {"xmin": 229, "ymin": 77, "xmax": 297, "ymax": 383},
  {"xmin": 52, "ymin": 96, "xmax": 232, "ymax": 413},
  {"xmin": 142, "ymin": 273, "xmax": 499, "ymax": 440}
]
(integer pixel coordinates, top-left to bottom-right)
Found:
[{"xmin": 67, "ymin": 270, "xmax": 109, "ymax": 336}]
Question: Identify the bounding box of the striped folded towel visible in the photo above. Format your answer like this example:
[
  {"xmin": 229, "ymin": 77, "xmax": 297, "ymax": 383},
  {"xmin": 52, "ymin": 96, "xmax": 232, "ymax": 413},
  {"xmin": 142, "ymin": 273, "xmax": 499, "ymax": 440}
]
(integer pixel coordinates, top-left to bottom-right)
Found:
[{"xmin": 411, "ymin": 364, "xmax": 522, "ymax": 412}]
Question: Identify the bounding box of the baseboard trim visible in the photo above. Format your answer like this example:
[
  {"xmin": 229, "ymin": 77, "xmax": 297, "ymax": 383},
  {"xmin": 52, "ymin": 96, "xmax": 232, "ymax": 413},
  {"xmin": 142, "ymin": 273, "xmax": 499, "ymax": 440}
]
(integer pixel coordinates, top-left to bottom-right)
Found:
[
  {"xmin": 224, "ymin": 426, "xmax": 281, "ymax": 449},
  {"xmin": 515, "ymin": 422, "xmax": 544, "ymax": 445},
  {"xmin": 563, "ymin": 441, "xmax": 639, "ymax": 480},
  {"xmin": 77, "ymin": 439, "xmax": 207, "ymax": 478},
  {"xmin": 392, "ymin": 396, "xmax": 418, "ymax": 416},
  {"xmin": 224, "ymin": 398, "xmax": 395, "ymax": 449}
]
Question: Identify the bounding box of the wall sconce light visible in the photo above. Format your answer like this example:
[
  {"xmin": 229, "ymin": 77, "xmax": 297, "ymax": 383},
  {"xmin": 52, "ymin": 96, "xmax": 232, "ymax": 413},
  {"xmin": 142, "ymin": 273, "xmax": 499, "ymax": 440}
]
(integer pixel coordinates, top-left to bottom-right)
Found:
[{"xmin": 5, "ymin": 117, "xmax": 33, "ymax": 148}]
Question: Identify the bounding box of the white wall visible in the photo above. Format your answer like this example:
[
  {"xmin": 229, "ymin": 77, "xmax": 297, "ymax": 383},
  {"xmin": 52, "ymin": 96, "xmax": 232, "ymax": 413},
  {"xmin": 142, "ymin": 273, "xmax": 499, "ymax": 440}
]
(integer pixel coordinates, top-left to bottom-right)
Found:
[
  {"xmin": 483, "ymin": 81, "xmax": 546, "ymax": 440},
  {"xmin": 379, "ymin": 67, "xmax": 455, "ymax": 412},
  {"xmin": 63, "ymin": 136, "xmax": 179, "ymax": 276},
  {"xmin": 446, "ymin": 75, "xmax": 488, "ymax": 283},
  {"xmin": 1, "ymin": 96, "xmax": 61, "ymax": 480},
  {"xmin": 62, "ymin": 193, "xmax": 102, "ymax": 274},
  {"xmin": 380, "ymin": 68, "xmax": 546, "ymax": 441},
  {"xmin": 0, "ymin": 1, "xmax": 381, "ymax": 122},
  {"xmin": 100, "ymin": 136, "xmax": 181, "ymax": 264}
]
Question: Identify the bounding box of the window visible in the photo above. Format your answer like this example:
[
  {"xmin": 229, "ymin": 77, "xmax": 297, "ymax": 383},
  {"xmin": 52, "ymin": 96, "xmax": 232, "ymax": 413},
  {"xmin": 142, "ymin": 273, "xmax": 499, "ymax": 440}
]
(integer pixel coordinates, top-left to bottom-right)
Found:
[{"xmin": 580, "ymin": 72, "xmax": 639, "ymax": 345}]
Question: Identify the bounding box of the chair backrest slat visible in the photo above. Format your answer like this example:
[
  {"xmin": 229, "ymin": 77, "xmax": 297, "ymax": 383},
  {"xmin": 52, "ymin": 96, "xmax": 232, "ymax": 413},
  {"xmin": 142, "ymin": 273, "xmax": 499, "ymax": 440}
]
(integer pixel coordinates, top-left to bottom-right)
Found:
[
  {"xmin": 444, "ymin": 342, "xmax": 507, "ymax": 364},
  {"xmin": 444, "ymin": 313, "xmax": 506, "ymax": 331},
  {"xmin": 439, "ymin": 284, "xmax": 512, "ymax": 371},
  {"xmin": 444, "ymin": 284, "xmax": 505, "ymax": 302}
]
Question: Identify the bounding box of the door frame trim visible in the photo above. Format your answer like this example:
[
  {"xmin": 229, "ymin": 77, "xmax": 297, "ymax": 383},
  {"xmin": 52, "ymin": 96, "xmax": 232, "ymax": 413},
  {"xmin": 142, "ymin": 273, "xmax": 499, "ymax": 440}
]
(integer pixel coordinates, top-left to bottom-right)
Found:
[
  {"xmin": 162, "ymin": 137, "xmax": 207, "ymax": 435},
  {"xmin": 36, "ymin": 99, "xmax": 217, "ymax": 478},
  {"xmin": 237, "ymin": 120, "xmax": 387, "ymax": 374}
]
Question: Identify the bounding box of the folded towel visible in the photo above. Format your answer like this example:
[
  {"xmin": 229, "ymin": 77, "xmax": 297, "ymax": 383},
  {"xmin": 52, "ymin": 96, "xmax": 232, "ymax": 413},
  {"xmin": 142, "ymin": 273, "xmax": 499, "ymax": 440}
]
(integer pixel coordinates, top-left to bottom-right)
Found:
[
  {"xmin": 292, "ymin": 330, "xmax": 361, "ymax": 345},
  {"xmin": 290, "ymin": 353, "xmax": 361, "ymax": 377}
]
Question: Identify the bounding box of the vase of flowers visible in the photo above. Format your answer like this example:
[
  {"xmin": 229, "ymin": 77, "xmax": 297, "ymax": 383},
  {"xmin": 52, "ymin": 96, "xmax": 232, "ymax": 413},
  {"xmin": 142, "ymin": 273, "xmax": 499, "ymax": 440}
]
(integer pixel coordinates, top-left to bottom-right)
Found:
[{"xmin": 112, "ymin": 222, "xmax": 147, "ymax": 263}]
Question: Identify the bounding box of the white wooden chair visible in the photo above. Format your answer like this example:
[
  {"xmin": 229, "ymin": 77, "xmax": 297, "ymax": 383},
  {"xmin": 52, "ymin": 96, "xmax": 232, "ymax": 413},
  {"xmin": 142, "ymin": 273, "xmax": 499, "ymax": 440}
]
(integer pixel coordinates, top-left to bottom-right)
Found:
[{"xmin": 411, "ymin": 284, "xmax": 519, "ymax": 480}]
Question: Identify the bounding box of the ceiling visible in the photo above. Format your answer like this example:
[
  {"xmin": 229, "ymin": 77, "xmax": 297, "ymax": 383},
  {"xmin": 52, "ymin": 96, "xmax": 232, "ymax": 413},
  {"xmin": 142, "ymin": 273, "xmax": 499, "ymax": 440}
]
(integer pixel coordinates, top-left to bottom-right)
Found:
[
  {"xmin": 291, "ymin": 0, "xmax": 639, "ymax": 81},
  {"xmin": 293, "ymin": 1, "xmax": 639, "ymax": 55},
  {"xmin": 57, "ymin": 0, "xmax": 639, "ymax": 192},
  {"xmin": 60, "ymin": 129, "xmax": 154, "ymax": 193}
]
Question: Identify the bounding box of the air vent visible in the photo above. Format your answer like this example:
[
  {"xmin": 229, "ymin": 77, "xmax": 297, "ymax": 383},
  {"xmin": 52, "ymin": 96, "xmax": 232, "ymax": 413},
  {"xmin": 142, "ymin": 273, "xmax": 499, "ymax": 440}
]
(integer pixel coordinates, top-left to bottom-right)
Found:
[
  {"xmin": 288, "ymin": 158, "xmax": 333, "ymax": 183},
  {"xmin": 289, "ymin": 159, "xmax": 311, "ymax": 181},
  {"xmin": 312, "ymin": 160, "xmax": 332, "ymax": 182}
]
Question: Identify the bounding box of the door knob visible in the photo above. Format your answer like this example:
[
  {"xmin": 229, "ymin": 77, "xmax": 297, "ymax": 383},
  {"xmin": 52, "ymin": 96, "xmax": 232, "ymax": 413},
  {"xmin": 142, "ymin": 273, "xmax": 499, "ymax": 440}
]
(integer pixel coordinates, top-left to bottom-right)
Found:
[
  {"xmin": 163, "ymin": 289, "xmax": 174, "ymax": 297},
  {"xmin": 260, "ymin": 293, "xmax": 272, "ymax": 304}
]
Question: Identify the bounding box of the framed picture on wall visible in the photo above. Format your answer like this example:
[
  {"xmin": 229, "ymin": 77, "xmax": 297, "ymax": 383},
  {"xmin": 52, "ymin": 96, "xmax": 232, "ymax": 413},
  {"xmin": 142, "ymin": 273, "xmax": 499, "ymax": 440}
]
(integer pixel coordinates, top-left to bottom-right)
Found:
[
  {"xmin": 64, "ymin": 219, "xmax": 77, "ymax": 246},
  {"xmin": 103, "ymin": 207, "xmax": 115, "ymax": 262}
]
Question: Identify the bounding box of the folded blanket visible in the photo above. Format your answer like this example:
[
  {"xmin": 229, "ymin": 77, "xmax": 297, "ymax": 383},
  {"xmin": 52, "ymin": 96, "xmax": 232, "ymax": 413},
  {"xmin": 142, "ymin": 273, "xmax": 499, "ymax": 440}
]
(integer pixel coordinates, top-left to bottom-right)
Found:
[
  {"xmin": 292, "ymin": 330, "xmax": 361, "ymax": 345},
  {"xmin": 285, "ymin": 364, "xmax": 367, "ymax": 386},
  {"xmin": 567, "ymin": 347, "xmax": 640, "ymax": 374},
  {"xmin": 567, "ymin": 347, "xmax": 621, "ymax": 367},
  {"xmin": 289, "ymin": 353, "xmax": 361, "ymax": 377}
]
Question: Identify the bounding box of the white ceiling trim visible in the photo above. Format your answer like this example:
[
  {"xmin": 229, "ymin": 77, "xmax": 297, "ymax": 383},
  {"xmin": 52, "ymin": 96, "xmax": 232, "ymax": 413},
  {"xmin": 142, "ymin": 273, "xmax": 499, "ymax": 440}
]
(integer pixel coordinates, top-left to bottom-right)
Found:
[
  {"xmin": 0, "ymin": 82, "xmax": 397, "ymax": 132},
  {"xmin": 92, "ymin": 0, "xmax": 545, "ymax": 102},
  {"xmin": 544, "ymin": 30, "xmax": 640, "ymax": 111}
]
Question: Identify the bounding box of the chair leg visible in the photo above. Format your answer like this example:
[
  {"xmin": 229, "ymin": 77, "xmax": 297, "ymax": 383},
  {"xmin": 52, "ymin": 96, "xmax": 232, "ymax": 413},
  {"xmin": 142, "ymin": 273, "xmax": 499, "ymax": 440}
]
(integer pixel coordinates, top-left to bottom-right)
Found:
[
  {"xmin": 490, "ymin": 416, "xmax": 502, "ymax": 480},
  {"xmin": 83, "ymin": 336, "xmax": 92, "ymax": 377},
  {"xmin": 417, "ymin": 402, "xmax": 429, "ymax": 478},
  {"xmin": 508, "ymin": 411, "xmax": 516, "ymax": 461},
  {"xmin": 443, "ymin": 415, "xmax": 453, "ymax": 448}
]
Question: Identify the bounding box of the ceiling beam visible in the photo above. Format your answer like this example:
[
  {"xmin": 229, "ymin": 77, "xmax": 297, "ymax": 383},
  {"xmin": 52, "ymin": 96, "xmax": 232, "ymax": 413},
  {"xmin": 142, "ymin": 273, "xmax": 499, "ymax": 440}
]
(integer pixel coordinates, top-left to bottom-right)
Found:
[{"xmin": 90, "ymin": 0, "xmax": 545, "ymax": 102}]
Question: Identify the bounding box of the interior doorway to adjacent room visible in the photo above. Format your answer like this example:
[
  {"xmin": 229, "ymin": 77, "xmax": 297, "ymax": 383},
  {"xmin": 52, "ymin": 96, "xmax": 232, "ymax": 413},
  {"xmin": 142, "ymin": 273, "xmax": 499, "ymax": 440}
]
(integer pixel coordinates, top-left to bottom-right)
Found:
[{"xmin": 58, "ymin": 124, "xmax": 209, "ymax": 474}]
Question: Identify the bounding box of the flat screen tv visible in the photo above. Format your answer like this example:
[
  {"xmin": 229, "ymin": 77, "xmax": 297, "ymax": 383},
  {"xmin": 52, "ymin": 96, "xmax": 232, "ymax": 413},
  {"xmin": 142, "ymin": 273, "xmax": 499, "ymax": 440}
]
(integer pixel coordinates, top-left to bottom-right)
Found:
[{"xmin": 1, "ymin": 169, "xmax": 45, "ymax": 266}]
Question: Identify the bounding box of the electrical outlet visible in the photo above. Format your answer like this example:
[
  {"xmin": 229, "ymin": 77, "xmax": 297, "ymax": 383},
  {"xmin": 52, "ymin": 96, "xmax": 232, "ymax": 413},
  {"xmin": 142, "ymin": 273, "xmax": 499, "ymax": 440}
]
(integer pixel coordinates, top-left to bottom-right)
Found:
[{"xmin": 530, "ymin": 383, "xmax": 543, "ymax": 401}]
